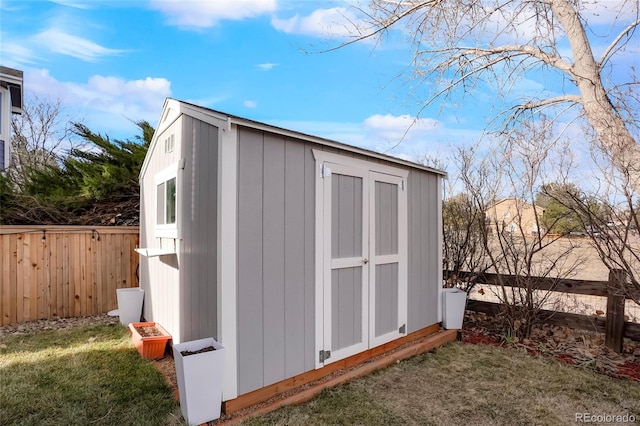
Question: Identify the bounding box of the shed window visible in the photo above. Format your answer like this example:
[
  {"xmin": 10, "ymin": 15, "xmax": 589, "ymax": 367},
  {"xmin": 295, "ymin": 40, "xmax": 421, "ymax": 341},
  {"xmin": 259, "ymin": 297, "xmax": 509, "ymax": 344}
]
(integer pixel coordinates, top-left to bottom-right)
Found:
[
  {"xmin": 155, "ymin": 164, "xmax": 179, "ymax": 238},
  {"xmin": 157, "ymin": 177, "xmax": 176, "ymax": 225}
]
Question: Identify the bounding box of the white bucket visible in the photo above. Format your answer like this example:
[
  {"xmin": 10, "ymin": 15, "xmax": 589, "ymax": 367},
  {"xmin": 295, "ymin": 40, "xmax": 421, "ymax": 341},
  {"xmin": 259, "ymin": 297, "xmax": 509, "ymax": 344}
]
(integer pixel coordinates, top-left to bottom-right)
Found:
[
  {"xmin": 442, "ymin": 288, "xmax": 467, "ymax": 329},
  {"xmin": 116, "ymin": 287, "xmax": 144, "ymax": 326}
]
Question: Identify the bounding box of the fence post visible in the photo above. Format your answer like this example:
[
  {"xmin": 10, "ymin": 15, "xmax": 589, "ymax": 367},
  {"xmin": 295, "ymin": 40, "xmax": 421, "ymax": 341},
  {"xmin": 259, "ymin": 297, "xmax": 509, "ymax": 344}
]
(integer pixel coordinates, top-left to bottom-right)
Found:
[{"xmin": 605, "ymin": 269, "xmax": 626, "ymax": 353}]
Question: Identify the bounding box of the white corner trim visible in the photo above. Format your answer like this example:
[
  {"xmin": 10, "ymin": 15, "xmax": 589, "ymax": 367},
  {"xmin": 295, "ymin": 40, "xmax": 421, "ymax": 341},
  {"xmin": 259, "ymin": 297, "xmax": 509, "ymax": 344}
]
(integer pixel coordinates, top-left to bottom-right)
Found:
[
  {"xmin": 218, "ymin": 123, "xmax": 238, "ymax": 400},
  {"xmin": 314, "ymin": 160, "xmax": 325, "ymax": 369},
  {"xmin": 437, "ymin": 175, "xmax": 444, "ymax": 323}
]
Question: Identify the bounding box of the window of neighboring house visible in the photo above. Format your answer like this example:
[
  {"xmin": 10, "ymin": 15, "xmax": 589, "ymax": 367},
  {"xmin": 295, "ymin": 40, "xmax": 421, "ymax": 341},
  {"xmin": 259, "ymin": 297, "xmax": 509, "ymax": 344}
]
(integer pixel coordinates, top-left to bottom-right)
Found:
[
  {"xmin": 503, "ymin": 210, "xmax": 510, "ymax": 219},
  {"xmin": 508, "ymin": 223, "xmax": 517, "ymax": 232},
  {"xmin": 155, "ymin": 164, "xmax": 179, "ymax": 238}
]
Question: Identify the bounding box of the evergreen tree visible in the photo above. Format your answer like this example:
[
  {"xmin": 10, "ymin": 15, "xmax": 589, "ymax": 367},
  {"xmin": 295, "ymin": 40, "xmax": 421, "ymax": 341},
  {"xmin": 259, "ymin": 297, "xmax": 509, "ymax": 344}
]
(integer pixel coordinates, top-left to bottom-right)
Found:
[{"xmin": 0, "ymin": 120, "xmax": 153, "ymax": 225}]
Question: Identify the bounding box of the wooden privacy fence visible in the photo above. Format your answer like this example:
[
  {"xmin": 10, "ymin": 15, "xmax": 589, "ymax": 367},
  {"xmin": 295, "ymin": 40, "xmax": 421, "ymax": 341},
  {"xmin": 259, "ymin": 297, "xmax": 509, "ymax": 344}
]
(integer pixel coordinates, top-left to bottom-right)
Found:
[
  {"xmin": 453, "ymin": 270, "xmax": 640, "ymax": 351},
  {"xmin": 1, "ymin": 226, "xmax": 139, "ymax": 326}
]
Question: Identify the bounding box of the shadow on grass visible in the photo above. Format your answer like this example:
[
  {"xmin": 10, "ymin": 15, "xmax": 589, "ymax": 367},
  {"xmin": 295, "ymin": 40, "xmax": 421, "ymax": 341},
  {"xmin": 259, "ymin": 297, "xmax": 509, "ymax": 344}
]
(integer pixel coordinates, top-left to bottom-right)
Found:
[{"xmin": 0, "ymin": 326, "xmax": 182, "ymax": 426}]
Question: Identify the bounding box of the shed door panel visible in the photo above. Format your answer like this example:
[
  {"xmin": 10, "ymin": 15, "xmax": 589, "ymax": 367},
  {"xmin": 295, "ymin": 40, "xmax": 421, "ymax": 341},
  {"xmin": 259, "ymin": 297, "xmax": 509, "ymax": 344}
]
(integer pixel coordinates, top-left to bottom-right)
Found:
[
  {"xmin": 369, "ymin": 173, "xmax": 407, "ymax": 348},
  {"xmin": 318, "ymin": 162, "xmax": 407, "ymax": 367},
  {"xmin": 323, "ymin": 164, "xmax": 369, "ymax": 362}
]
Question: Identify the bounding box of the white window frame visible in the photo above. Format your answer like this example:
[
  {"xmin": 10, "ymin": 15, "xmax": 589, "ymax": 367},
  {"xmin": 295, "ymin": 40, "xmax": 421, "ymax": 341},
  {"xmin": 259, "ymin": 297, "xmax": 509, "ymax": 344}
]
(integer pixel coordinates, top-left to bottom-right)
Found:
[
  {"xmin": 0, "ymin": 88, "xmax": 9, "ymax": 170},
  {"xmin": 154, "ymin": 163, "xmax": 180, "ymax": 239}
]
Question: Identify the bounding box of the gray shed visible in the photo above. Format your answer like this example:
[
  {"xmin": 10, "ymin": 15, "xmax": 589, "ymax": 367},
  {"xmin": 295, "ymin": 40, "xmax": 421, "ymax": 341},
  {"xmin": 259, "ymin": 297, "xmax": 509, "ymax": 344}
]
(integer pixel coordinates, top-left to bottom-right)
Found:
[{"xmin": 138, "ymin": 98, "xmax": 445, "ymax": 408}]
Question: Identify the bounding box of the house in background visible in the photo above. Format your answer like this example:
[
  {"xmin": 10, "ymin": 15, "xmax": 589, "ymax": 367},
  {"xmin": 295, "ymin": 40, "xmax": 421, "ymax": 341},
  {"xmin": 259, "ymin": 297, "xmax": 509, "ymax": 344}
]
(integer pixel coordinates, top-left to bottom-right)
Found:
[
  {"xmin": 0, "ymin": 66, "xmax": 24, "ymax": 171},
  {"xmin": 486, "ymin": 197, "xmax": 545, "ymax": 236},
  {"xmin": 137, "ymin": 98, "xmax": 450, "ymax": 413}
]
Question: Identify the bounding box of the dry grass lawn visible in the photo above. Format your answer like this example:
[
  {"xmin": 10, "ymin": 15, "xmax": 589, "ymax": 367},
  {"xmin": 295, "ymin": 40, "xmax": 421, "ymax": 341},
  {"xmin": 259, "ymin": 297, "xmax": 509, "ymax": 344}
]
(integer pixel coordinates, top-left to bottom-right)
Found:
[{"xmin": 243, "ymin": 342, "xmax": 640, "ymax": 426}]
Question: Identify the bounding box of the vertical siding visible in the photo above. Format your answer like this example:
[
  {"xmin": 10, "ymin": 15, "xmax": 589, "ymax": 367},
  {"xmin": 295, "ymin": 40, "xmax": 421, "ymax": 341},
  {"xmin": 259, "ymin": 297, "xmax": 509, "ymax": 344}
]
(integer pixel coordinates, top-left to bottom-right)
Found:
[
  {"xmin": 262, "ymin": 133, "xmax": 286, "ymax": 385},
  {"xmin": 237, "ymin": 128, "xmax": 265, "ymax": 393},
  {"xmin": 179, "ymin": 116, "xmax": 218, "ymax": 342},
  {"xmin": 303, "ymin": 146, "xmax": 316, "ymax": 373},
  {"xmin": 139, "ymin": 120, "xmax": 182, "ymax": 342},
  {"xmin": 140, "ymin": 116, "xmax": 219, "ymax": 343},
  {"xmin": 236, "ymin": 127, "xmax": 316, "ymax": 395},
  {"xmin": 284, "ymin": 139, "xmax": 306, "ymax": 377},
  {"xmin": 407, "ymin": 170, "xmax": 440, "ymax": 332}
]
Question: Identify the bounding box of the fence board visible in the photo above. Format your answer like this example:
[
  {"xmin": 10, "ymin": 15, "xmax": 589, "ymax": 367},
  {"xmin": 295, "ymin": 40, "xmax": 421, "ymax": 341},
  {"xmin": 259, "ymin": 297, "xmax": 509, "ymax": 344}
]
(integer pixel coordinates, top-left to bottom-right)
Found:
[
  {"xmin": 16, "ymin": 234, "xmax": 24, "ymax": 322},
  {"xmin": 50, "ymin": 233, "xmax": 58, "ymax": 319},
  {"xmin": 63, "ymin": 232, "xmax": 70, "ymax": 318},
  {"xmin": 55, "ymin": 233, "xmax": 64, "ymax": 318},
  {"xmin": 448, "ymin": 271, "xmax": 610, "ymax": 297},
  {"xmin": 0, "ymin": 234, "xmax": 5, "ymax": 324},
  {"xmin": 0, "ymin": 226, "xmax": 139, "ymax": 325},
  {"xmin": 9, "ymin": 234, "xmax": 17, "ymax": 324}
]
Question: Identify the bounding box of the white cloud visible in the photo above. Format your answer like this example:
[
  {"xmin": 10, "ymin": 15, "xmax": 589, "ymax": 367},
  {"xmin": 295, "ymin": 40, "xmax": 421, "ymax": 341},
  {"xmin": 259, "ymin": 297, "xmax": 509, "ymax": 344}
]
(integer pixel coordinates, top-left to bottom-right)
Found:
[
  {"xmin": 149, "ymin": 0, "xmax": 277, "ymax": 28},
  {"xmin": 32, "ymin": 28, "xmax": 125, "ymax": 62},
  {"xmin": 244, "ymin": 100, "xmax": 258, "ymax": 108},
  {"xmin": 49, "ymin": 0, "xmax": 92, "ymax": 9},
  {"xmin": 25, "ymin": 68, "xmax": 171, "ymax": 137},
  {"xmin": 257, "ymin": 63, "xmax": 279, "ymax": 71},
  {"xmin": 271, "ymin": 7, "xmax": 362, "ymax": 37},
  {"xmin": 0, "ymin": 38, "xmax": 38, "ymax": 66}
]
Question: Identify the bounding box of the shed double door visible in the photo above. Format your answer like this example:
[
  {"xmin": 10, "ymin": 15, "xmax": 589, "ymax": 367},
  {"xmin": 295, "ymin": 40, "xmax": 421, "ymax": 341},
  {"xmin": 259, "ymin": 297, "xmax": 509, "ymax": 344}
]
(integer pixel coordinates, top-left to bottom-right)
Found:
[{"xmin": 317, "ymin": 160, "xmax": 407, "ymax": 366}]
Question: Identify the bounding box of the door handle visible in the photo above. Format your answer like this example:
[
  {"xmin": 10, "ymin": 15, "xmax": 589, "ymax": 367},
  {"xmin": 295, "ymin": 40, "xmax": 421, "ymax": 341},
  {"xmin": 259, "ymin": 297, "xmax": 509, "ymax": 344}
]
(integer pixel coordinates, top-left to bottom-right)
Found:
[{"xmin": 363, "ymin": 258, "xmax": 369, "ymax": 264}]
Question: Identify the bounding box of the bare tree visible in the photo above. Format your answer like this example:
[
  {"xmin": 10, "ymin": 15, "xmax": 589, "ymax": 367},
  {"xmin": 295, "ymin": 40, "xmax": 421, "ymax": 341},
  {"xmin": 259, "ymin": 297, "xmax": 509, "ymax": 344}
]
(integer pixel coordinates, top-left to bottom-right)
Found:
[
  {"xmin": 343, "ymin": 0, "xmax": 639, "ymax": 188},
  {"xmin": 8, "ymin": 95, "xmax": 78, "ymax": 187},
  {"xmin": 548, "ymin": 145, "xmax": 640, "ymax": 305},
  {"xmin": 456, "ymin": 120, "xmax": 585, "ymax": 338}
]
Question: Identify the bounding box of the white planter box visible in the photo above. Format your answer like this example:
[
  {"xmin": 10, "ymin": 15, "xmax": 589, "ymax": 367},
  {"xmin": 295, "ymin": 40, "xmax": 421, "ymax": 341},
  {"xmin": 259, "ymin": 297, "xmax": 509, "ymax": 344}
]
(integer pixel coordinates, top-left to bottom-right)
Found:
[
  {"xmin": 442, "ymin": 288, "xmax": 467, "ymax": 329},
  {"xmin": 173, "ymin": 337, "xmax": 226, "ymax": 425},
  {"xmin": 115, "ymin": 287, "xmax": 144, "ymax": 326}
]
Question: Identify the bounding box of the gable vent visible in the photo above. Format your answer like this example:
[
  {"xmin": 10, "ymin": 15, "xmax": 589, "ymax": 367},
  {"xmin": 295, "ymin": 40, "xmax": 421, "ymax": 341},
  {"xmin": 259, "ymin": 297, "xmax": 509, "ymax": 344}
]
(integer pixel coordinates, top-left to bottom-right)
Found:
[{"xmin": 164, "ymin": 134, "xmax": 175, "ymax": 154}]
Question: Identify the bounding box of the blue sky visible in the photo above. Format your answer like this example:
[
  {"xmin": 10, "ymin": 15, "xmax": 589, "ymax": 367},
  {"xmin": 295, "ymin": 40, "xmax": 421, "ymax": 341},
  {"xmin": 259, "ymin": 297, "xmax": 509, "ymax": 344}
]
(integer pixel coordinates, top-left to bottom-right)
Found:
[{"xmin": 1, "ymin": 0, "xmax": 637, "ymax": 165}]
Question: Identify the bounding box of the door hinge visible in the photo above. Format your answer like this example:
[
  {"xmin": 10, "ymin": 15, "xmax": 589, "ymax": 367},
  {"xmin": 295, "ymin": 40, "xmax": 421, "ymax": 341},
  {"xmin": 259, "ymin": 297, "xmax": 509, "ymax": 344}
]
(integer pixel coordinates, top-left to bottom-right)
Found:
[
  {"xmin": 400, "ymin": 180, "xmax": 405, "ymax": 191},
  {"xmin": 399, "ymin": 324, "xmax": 406, "ymax": 334},
  {"xmin": 320, "ymin": 163, "xmax": 332, "ymax": 178},
  {"xmin": 319, "ymin": 349, "xmax": 331, "ymax": 363}
]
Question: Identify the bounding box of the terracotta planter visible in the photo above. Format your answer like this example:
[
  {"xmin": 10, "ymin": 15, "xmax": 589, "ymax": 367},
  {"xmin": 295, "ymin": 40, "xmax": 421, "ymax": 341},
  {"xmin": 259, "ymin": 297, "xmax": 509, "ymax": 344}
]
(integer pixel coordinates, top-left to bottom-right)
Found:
[{"xmin": 129, "ymin": 322, "xmax": 172, "ymax": 359}]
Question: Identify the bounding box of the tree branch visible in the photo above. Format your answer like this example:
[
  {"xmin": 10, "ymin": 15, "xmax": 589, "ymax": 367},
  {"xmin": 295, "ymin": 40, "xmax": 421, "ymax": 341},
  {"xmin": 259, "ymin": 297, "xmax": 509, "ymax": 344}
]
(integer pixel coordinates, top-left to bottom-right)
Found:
[{"xmin": 597, "ymin": 18, "xmax": 640, "ymax": 68}]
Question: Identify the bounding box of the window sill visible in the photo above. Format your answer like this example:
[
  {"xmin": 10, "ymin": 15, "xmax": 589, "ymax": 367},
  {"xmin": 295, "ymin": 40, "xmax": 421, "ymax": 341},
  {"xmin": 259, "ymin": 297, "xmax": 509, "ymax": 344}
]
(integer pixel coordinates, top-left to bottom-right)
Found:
[{"xmin": 135, "ymin": 247, "xmax": 176, "ymax": 257}]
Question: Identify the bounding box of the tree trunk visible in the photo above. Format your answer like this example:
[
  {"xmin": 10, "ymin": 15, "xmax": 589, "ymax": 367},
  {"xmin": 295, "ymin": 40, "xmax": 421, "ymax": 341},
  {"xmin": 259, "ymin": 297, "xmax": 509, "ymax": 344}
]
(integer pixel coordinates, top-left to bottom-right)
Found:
[{"xmin": 551, "ymin": 0, "xmax": 640, "ymax": 189}]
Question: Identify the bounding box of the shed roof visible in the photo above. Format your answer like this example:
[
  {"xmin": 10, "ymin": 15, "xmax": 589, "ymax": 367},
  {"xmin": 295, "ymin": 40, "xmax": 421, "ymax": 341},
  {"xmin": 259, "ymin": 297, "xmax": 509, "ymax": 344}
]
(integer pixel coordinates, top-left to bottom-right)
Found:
[{"xmin": 142, "ymin": 98, "xmax": 447, "ymax": 179}]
